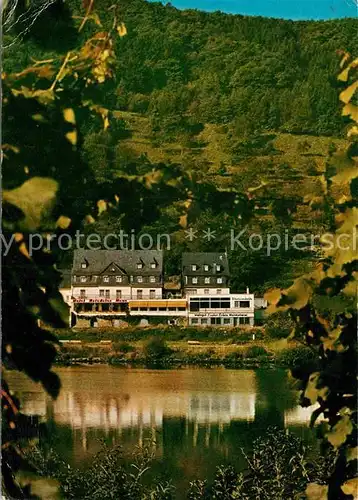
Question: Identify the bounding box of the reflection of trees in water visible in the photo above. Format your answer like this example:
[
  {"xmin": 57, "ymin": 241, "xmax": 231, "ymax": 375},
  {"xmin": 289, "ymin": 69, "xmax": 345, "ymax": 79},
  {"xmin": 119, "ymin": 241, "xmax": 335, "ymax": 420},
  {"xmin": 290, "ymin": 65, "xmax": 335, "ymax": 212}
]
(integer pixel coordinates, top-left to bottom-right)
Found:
[{"xmin": 254, "ymin": 368, "xmax": 297, "ymax": 429}]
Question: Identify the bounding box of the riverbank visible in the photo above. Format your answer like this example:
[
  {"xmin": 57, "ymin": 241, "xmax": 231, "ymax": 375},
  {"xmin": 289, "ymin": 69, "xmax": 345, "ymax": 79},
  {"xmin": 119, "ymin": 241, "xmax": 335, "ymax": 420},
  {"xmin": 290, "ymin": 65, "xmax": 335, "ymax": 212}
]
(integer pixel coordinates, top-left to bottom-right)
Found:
[{"xmin": 53, "ymin": 327, "xmax": 318, "ymax": 370}]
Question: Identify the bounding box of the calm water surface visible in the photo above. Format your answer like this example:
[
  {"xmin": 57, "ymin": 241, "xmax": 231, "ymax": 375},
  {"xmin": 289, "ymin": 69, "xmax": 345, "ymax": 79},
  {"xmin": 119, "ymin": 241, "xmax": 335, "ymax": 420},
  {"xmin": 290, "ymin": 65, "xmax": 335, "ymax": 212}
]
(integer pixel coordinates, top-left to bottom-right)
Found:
[{"xmin": 7, "ymin": 366, "xmax": 319, "ymax": 494}]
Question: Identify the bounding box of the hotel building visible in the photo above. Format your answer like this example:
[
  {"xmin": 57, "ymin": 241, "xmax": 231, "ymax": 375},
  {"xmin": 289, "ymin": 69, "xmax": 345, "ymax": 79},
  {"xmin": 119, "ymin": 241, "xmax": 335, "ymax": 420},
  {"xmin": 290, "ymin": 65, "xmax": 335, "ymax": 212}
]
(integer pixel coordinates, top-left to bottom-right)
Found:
[{"xmin": 65, "ymin": 249, "xmax": 255, "ymax": 328}]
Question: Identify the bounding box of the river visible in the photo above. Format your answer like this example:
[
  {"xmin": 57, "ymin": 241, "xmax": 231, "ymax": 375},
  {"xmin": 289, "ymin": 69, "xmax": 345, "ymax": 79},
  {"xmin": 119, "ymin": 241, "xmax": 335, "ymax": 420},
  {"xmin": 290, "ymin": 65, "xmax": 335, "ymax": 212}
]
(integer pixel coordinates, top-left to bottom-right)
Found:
[{"xmin": 7, "ymin": 366, "xmax": 320, "ymax": 494}]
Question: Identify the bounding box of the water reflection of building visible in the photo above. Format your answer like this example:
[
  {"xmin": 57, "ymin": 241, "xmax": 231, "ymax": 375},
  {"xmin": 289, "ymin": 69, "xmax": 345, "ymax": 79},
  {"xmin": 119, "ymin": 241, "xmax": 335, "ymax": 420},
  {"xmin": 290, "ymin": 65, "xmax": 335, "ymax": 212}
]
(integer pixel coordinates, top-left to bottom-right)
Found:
[
  {"xmin": 284, "ymin": 405, "xmax": 322, "ymax": 425},
  {"xmin": 45, "ymin": 391, "xmax": 256, "ymax": 431},
  {"xmin": 10, "ymin": 367, "xmax": 321, "ymax": 461}
]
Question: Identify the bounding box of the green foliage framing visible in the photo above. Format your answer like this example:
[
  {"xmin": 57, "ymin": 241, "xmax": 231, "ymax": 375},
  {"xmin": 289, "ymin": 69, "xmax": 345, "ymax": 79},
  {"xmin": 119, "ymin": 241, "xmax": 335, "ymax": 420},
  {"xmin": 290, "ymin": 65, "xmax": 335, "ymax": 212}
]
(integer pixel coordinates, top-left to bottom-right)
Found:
[
  {"xmin": 266, "ymin": 53, "xmax": 358, "ymax": 499},
  {"xmin": 1, "ymin": 3, "xmax": 254, "ymax": 496}
]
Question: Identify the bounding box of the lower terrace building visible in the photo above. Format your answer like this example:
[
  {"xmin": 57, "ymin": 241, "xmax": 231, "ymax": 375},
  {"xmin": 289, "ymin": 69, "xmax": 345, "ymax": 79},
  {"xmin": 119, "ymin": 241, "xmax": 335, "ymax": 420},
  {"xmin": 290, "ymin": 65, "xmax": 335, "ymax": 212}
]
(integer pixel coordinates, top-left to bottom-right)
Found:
[
  {"xmin": 188, "ymin": 293, "xmax": 254, "ymax": 327},
  {"xmin": 67, "ymin": 249, "xmax": 255, "ymax": 328}
]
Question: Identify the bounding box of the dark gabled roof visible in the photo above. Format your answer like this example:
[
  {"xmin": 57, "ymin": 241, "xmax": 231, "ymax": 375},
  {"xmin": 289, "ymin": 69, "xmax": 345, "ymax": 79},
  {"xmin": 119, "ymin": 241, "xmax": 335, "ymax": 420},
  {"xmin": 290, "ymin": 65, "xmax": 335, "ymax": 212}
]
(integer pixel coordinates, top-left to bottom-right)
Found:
[
  {"xmin": 182, "ymin": 252, "xmax": 229, "ymax": 275},
  {"xmin": 59, "ymin": 269, "xmax": 72, "ymax": 289},
  {"xmin": 72, "ymin": 249, "xmax": 163, "ymax": 275}
]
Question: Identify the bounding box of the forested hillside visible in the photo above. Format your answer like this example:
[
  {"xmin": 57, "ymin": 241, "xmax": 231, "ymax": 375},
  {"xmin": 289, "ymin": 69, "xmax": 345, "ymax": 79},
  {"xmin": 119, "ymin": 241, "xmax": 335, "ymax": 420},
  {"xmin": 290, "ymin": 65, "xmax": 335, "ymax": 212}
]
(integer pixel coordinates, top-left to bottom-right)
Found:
[{"xmin": 3, "ymin": 0, "xmax": 356, "ymax": 292}]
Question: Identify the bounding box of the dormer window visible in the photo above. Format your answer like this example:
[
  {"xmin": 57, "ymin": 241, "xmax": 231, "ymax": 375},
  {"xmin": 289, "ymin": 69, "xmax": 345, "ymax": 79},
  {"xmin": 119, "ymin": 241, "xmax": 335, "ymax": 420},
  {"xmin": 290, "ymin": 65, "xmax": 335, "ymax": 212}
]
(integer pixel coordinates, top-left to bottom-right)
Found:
[
  {"xmin": 116, "ymin": 276, "xmax": 122, "ymax": 283},
  {"xmin": 216, "ymin": 265, "xmax": 221, "ymax": 272},
  {"xmin": 137, "ymin": 276, "xmax": 143, "ymax": 283},
  {"xmin": 191, "ymin": 265, "xmax": 198, "ymax": 271},
  {"xmin": 80, "ymin": 276, "xmax": 86, "ymax": 283},
  {"xmin": 103, "ymin": 276, "xmax": 109, "ymax": 283},
  {"xmin": 81, "ymin": 261, "xmax": 88, "ymax": 269},
  {"xmin": 137, "ymin": 263, "xmax": 143, "ymax": 269},
  {"xmin": 204, "ymin": 265, "xmax": 209, "ymax": 271},
  {"xmin": 150, "ymin": 262, "xmax": 157, "ymax": 269}
]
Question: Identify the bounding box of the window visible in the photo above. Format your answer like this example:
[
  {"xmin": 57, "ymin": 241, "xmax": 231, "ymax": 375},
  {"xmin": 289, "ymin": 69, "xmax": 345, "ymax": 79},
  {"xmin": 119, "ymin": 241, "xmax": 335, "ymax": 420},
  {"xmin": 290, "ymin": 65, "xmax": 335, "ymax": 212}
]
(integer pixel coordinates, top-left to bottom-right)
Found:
[
  {"xmin": 217, "ymin": 277, "xmax": 223, "ymax": 284},
  {"xmin": 103, "ymin": 276, "xmax": 109, "ymax": 283},
  {"xmin": 216, "ymin": 289, "xmax": 222, "ymax": 294},
  {"xmin": 191, "ymin": 264, "xmax": 197, "ymax": 271},
  {"xmin": 204, "ymin": 277, "xmax": 210, "ymax": 284},
  {"xmin": 240, "ymin": 301, "xmax": 250, "ymax": 308},
  {"xmin": 168, "ymin": 307, "xmax": 176, "ymax": 311},
  {"xmin": 149, "ymin": 290, "xmax": 155, "ymax": 299},
  {"xmin": 150, "ymin": 262, "xmax": 157, "ymax": 269},
  {"xmin": 105, "ymin": 290, "xmax": 110, "ymax": 299},
  {"xmin": 149, "ymin": 276, "xmax": 156, "ymax": 283},
  {"xmin": 80, "ymin": 289, "xmax": 86, "ymax": 298},
  {"xmin": 234, "ymin": 301, "xmax": 239, "ymax": 308},
  {"xmin": 191, "ymin": 318, "xmax": 199, "ymax": 325},
  {"xmin": 189, "ymin": 300, "xmax": 200, "ymax": 312},
  {"xmin": 73, "ymin": 275, "xmax": 77, "ymax": 282},
  {"xmin": 216, "ymin": 265, "xmax": 221, "ymax": 271},
  {"xmin": 81, "ymin": 262, "xmax": 87, "ymax": 269},
  {"xmin": 80, "ymin": 276, "xmax": 86, "ymax": 283},
  {"xmin": 211, "ymin": 299, "xmax": 220, "ymax": 309},
  {"xmin": 99, "ymin": 289, "xmax": 104, "ymax": 297},
  {"xmin": 178, "ymin": 307, "xmax": 186, "ymax": 311},
  {"xmin": 223, "ymin": 318, "xmax": 231, "ymax": 325},
  {"xmin": 93, "ymin": 275, "xmax": 98, "ymax": 281},
  {"xmin": 137, "ymin": 276, "xmax": 143, "ymax": 283},
  {"xmin": 192, "ymin": 277, "xmax": 198, "ymax": 284},
  {"xmin": 201, "ymin": 318, "xmax": 208, "ymax": 325},
  {"xmin": 204, "ymin": 289, "xmax": 209, "ymax": 294},
  {"xmin": 116, "ymin": 290, "xmax": 122, "ymax": 299},
  {"xmin": 131, "ymin": 307, "xmax": 138, "ymax": 311},
  {"xmin": 137, "ymin": 263, "xmax": 143, "ymax": 269},
  {"xmin": 139, "ymin": 307, "xmax": 147, "ymax": 311},
  {"xmin": 159, "ymin": 307, "xmax": 166, "ymax": 311},
  {"xmin": 116, "ymin": 276, "xmax": 122, "ymax": 283},
  {"xmin": 137, "ymin": 290, "xmax": 143, "ymax": 299},
  {"xmin": 204, "ymin": 265, "xmax": 209, "ymax": 271}
]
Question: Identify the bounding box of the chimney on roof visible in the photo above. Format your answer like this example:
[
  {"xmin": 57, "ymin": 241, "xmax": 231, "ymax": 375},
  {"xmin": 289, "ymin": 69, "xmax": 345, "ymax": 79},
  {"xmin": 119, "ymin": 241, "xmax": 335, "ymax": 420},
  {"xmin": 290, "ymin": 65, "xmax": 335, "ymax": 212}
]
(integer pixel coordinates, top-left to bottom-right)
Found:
[{"xmin": 246, "ymin": 287, "xmax": 250, "ymax": 294}]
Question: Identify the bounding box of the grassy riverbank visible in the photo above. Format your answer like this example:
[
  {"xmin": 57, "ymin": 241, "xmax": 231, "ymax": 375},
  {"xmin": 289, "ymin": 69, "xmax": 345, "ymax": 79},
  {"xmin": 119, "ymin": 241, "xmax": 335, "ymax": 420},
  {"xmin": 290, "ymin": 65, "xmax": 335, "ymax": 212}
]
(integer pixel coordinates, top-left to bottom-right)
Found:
[{"xmin": 53, "ymin": 327, "xmax": 318, "ymax": 370}]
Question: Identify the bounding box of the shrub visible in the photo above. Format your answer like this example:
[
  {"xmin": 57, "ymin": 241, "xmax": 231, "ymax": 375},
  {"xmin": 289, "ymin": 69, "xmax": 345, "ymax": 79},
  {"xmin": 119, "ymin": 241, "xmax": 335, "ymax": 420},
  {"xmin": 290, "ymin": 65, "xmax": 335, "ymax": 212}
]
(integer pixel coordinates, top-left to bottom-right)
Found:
[
  {"xmin": 143, "ymin": 337, "xmax": 172, "ymax": 360},
  {"xmin": 25, "ymin": 444, "xmax": 174, "ymax": 500},
  {"xmin": 187, "ymin": 429, "xmax": 335, "ymax": 499},
  {"xmin": 225, "ymin": 350, "xmax": 244, "ymax": 360},
  {"xmin": 276, "ymin": 345, "xmax": 318, "ymax": 369},
  {"xmin": 26, "ymin": 430, "xmax": 335, "ymax": 500},
  {"xmin": 265, "ymin": 311, "xmax": 295, "ymax": 339},
  {"xmin": 244, "ymin": 345, "xmax": 268, "ymax": 358},
  {"xmin": 112, "ymin": 341, "xmax": 135, "ymax": 354}
]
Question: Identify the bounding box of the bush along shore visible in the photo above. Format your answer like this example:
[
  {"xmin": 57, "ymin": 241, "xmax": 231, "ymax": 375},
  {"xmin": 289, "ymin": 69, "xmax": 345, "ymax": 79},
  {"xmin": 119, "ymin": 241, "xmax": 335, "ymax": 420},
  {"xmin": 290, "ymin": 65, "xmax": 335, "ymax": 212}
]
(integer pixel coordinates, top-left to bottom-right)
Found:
[
  {"xmin": 25, "ymin": 428, "xmax": 336, "ymax": 500},
  {"xmin": 52, "ymin": 327, "xmax": 319, "ymax": 370}
]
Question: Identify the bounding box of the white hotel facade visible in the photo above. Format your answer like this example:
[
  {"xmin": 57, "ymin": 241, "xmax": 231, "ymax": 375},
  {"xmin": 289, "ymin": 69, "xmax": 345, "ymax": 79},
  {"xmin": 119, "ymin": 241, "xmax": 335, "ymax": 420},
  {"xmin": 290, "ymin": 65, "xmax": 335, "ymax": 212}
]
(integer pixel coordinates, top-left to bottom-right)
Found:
[{"xmin": 61, "ymin": 250, "xmax": 255, "ymax": 328}]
